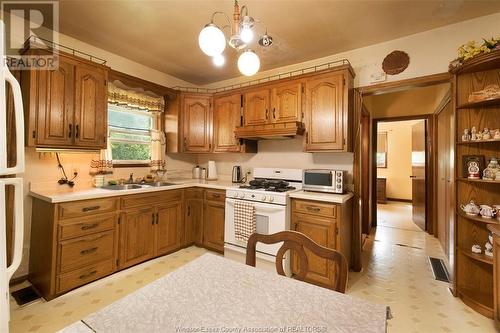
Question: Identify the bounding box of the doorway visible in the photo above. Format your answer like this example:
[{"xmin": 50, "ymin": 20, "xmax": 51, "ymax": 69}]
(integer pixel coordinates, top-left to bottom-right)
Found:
[{"xmin": 374, "ymin": 118, "xmax": 428, "ymax": 231}]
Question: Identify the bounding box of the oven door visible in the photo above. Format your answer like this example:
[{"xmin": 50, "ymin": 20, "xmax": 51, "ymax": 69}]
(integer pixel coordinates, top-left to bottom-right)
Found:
[{"xmin": 224, "ymin": 198, "xmax": 286, "ymax": 257}]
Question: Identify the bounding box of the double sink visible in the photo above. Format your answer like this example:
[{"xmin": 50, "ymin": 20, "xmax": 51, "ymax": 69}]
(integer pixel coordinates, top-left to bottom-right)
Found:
[{"xmin": 102, "ymin": 182, "xmax": 177, "ymax": 191}]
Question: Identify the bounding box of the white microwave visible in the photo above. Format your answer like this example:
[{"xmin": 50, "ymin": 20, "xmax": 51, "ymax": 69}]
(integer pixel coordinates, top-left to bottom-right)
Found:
[{"xmin": 303, "ymin": 169, "xmax": 346, "ymax": 194}]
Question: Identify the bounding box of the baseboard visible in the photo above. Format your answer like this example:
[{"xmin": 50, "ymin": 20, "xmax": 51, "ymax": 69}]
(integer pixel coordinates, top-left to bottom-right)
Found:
[{"xmin": 386, "ymin": 197, "xmax": 412, "ymax": 203}]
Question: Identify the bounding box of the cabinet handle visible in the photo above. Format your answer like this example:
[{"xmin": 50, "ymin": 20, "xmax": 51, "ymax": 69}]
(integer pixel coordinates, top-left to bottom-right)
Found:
[
  {"xmin": 80, "ymin": 247, "xmax": 98, "ymax": 255},
  {"xmin": 306, "ymin": 206, "xmax": 321, "ymax": 212},
  {"xmin": 265, "ymin": 109, "xmax": 269, "ymax": 120},
  {"xmin": 187, "ymin": 206, "xmax": 191, "ymax": 217},
  {"xmin": 152, "ymin": 213, "xmax": 155, "ymax": 225},
  {"xmin": 79, "ymin": 270, "xmax": 97, "ymax": 280},
  {"xmin": 156, "ymin": 213, "xmax": 159, "ymax": 225},
  {"xmin": 183, "ymin": 137, "xmax": 187, "ymax": 149},
  {"xmin": 68, "ymin": 124, "xmax": 73, "ymax": 138},
  {"xmin": 211, "ymin": 193, "xmax": 221, "ymax": 198},
  {"xmin": 273, "ymin": 107, "xmax": 276, "ymax": 119},
  {"xmin": 80, "ymin": 223, "xmax": 99, "ymax": 230},
  {"xmin": 82, "ymin": 205, "xmax": 100, "ymax": 212},
  {"xmin": 75, "ymin": 125, "xmax": 79, "ymax": 138}
]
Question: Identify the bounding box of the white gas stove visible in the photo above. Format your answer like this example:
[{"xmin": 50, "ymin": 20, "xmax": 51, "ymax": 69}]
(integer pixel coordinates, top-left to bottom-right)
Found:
[{"xmin": 224, "ymin": 168, "xmax": 303, "ymax": 273}]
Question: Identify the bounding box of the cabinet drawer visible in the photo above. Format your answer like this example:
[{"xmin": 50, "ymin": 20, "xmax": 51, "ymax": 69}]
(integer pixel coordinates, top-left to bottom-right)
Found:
[
  {"xmin": 58, "ymin": 230, "xmax": 115, "ymax": 273},
  {"xmin": 58, "ymin": 198, "xmax": 119, "ymax": 220},
  {"xmin": 58, "ymin": 214, "xmax": 116, "ymax": 241},
  {"xmin": 184, "ymin": 188, "xmax": 204, "ymax": 200},
  {"xmin": 121, "ymin": 190, "xmax": 182, "ymax": 209},
  {"xmin": 56, "ymin": 259, "xmax": 114, "ymax": 294},
  {"xmin": 292, "ymin": 199, "xmax": 336, "ymax": 218},
  {"xmin": 205, "ymin": 189, "xmax": 225, "ymax": 202}
]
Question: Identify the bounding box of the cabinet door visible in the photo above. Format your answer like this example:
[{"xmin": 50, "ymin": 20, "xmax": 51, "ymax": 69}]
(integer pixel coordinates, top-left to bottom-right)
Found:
[
  {"xmin": 35, "ymin": 60, "xmax": 75, "ymax": 147},
  {"xmin": 203, "ymin": 200, "xmax": 225, "ymax": 253},
  {"xmin": 271, "ymin": 82, "xmax": 302, "ymax": 123},
  {"xmin": 243, "ymin": 88, "xmax": 270, "ymax": 126},
  {"xmin": 291, "ymin": 213, "xmax": 336, "ymax": 287},
  {"xmin": 119, "ymin": 208, "xmax": 155, "ymax": 269},
  {"xmin": 156, "ymin": 202, "xmax": 182, "ymax": 255},
  {"xmin": 74, "ymin": 64, "xmax": 107, "ymax": 148},
  {"xmin": 305, "ymin": 73, "xmax": 344, "ymax": 151},
  {"xmin": 185, "ymin": 198, "xmax": 203, "ymax": 246},
  {"xmin": 213, "ymin": 94, "xmax": 241, "ymax": 152},
  {"xmin": 182, "ymin": 95, "xmax": 212, "ymax": 152}
]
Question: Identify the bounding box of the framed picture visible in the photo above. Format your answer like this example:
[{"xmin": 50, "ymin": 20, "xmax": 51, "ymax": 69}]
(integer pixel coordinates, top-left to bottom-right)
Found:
[
  {"xmin": 461, "ymin": 155, "xmax": 485, "ymax": 179},
  {"xmin": 377, "ymin": 132, "xmax": 388, "ymax": 168}
]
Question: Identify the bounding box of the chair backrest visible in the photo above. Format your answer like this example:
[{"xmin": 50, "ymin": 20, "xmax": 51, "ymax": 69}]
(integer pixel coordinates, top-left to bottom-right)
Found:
[{"xmin": 245, "ymin": 231, "xmax": 348, "ymax": 293}]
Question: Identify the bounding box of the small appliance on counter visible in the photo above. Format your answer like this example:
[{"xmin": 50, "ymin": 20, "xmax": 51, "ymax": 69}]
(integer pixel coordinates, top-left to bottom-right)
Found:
[
  {"xmin": 232, "ymin": 165, "xmax": 244, "ymax": 183},
  {"xmin": 207, "ymin": 160, "xmax": 218, "ymax": 180},
  {"xmin": 303, "ymin": 169, "xmax": 347, "ymax": 194},
  {"xmin": 192, "ymin": 165, "xmax": 201, "ymax": 179}
]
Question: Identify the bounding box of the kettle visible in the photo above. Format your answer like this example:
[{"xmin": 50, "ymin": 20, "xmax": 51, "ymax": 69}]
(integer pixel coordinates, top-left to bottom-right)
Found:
[{"xmin": 232, "ymin": 166, "xmax": 243, "ymax": 183}]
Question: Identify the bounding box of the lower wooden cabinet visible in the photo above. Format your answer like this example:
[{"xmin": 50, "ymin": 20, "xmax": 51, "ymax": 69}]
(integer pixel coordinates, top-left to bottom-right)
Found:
[
  {"xmin": 203, "ymin": 197, "xmax": 225, "ymax": 253},
  {"xmin": 29, "ymin": 187, "xmax": 225, "ymax": 300},
  {"xmin": 290, "ymin": 198, "xmax": 352, "ymax": 289},
  {"xmin": 119, "ymin": 207, "xmax": 156, "ymax": 269}
]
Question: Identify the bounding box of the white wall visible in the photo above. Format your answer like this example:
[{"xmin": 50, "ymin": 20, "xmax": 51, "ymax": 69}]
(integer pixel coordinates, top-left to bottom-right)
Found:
[{"xmin": 202, "ymin": 12, "xmax": 500, "ymax": 89}]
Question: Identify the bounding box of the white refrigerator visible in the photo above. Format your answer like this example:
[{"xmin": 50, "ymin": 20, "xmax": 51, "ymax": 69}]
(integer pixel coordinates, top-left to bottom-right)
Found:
[{"xmin": 0, "ymin": 20, "xmax": 25, "ymax": 332}]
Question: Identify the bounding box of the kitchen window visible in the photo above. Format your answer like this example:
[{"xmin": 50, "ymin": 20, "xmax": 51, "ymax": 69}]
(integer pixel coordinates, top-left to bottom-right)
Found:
[{"xmin": 108, "ymin": 104, "xmax": 157, "ymax": 165}]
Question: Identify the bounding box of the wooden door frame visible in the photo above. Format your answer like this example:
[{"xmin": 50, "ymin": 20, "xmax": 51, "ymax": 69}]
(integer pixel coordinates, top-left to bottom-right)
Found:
[{"xmin": 371, "ymin": 115, "xmax": 433, "ymax": 232}]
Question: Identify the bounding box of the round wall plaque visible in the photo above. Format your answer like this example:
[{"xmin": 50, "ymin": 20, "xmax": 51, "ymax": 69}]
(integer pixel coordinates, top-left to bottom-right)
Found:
[{"xmin": 382, "ymin": 50, "xmax": 410, "ymax": 75}]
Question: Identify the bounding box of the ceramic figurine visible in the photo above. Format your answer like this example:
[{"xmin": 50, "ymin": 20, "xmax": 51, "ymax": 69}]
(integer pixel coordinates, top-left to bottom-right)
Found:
[
  {"xmin": 483, "ymin": 128, "xmax": 491, "ymax": 140},
  {"xmin": 472, "ymin": 244, "xmax": 482, "ymax": 254},
  {"xmin": 461, "ymin": 129, "xmax": 470, "ymax": 141},
  {"xmin": 467, "ymin": 160, "xmax": 481, "ymax": 179},
  {"xmin": 480, "ymin": 205, "xmax": 496, "ymax": 219},
  {"xmin": 485, "ymin": 249, "xmax": 493, "ymax": 257},
  {"xmin": 489, "ymin": 232, "xmax": 494, "ymax": 244},
  {"xmin": 485, "ymin": 241, "xmax": 493, "ymax": 252},
  {"xmin": 494, "ymin": 129, "xmax": 500, "ymax": 140},
  {"xmin": 495, "ymin": 168, "xmax": 500, "ymax": 181},
  {"xmin": 484, "ymin": 157, "xmax": 499, "ymax": 180},
  {"xmin": 471, "ymin": 126, "xmax": 477, "ymax": 140}
]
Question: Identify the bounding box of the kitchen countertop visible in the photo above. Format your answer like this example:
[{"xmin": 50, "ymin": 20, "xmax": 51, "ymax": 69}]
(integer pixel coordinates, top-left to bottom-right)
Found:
[
  {"xmin": 29, "ymin": 178, "xmax": 238, "ymax": 203},
  {"xmin": 289, "ymin": 190, "xmax": 354, "ymax": 204}
]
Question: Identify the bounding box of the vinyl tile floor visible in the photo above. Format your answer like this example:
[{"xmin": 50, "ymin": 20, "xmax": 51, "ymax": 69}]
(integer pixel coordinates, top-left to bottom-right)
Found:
[{"xmin": 9, "ymin": 203, "xmax": 497, "ymax": 332}]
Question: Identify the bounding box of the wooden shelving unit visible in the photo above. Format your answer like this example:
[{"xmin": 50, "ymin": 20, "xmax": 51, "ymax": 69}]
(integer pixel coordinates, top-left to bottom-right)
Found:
[{"xmin": 453, "ymin": 50, "xmax": 500, "ymax": 319}]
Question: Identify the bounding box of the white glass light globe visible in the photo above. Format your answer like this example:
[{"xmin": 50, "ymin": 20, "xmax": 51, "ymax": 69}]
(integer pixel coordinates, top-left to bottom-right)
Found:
[
  {"xmin": 240, "ymin": 27, "xmax": 254, "ymax": 43},
  {"xmin": 212, "ymin": 54, "xmax": 225, "ymax": 67},
  {"xmin": 198, "ymin": 24, "xmax": 226, "ymax": 56},
  {"xmin": 238, "ymin": 50, "xmax": 260, "ymax": 76}
]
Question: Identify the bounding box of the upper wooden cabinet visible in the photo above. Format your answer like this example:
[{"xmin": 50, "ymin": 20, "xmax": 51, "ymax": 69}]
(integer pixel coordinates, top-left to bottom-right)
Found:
[
  {"xmin": 181, "ymin": 94, "xmax": 212, "ymax": 153},
  {"xmin": 243, "ymin": 81, "xmax": 303, "ymax": 126},
  {"xmin": 304, "ymin": 70, "xmax": 353, "ymax": 152},
  {"xmin": 271, "ymin": 82, "xmax": 303, "ymax": 123},
  {"xmin": 213, "ymin": 93, "xmax": 242, "ymax": 152},
  {"xmin": 243, "ymin": 88, "xmax": 271, "ymax": 125},
  {"xmin": 21, "ymin": 51, "xmax": 109, "ymax": 149}
]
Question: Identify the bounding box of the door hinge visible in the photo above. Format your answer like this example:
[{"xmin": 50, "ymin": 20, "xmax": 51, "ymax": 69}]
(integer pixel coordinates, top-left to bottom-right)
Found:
[
  {"xmin": 343, "ymin": 77, "xmax": 346, "ymax": 86},
  {"xmin": 117, "ymin": 217, "xmax": 121, "ymax": 225},
  {"xmin": 104, "ymin": 80, "xmax": 107, "ymax": 86},
  {"xmin": 335, "ymin": 226, "xmax": 339, "ymax": 235},
  {"xmin": 32, "ymin": 130, "xmax": 36, "ymax": 138},
  {"xmin": 301, "ymin": 85, "xmax": 305, "ymax": 93},
  {"xmin": 343, "ymin": 138, "xmax": 346, "ymax": 146}
]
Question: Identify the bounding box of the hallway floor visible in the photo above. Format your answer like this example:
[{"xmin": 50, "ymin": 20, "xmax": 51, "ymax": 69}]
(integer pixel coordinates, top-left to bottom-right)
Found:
[{"xmin": 8, "ymin": 202, "xmax": 496, "ymax": 332}]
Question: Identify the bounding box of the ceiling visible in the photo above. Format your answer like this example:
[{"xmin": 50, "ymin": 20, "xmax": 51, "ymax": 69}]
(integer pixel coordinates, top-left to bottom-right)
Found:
[{"xmin": 59, "ymin": 1, "xmax": 500, "ymax": 85}]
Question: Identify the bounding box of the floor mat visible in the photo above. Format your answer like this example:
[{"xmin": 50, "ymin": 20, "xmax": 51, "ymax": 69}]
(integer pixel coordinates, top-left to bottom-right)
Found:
[
  {"xmin": 429, "ymin": 257, "xmax": 450, "ymax": 283},
  {"xmin": 11, "ymin": 286, "xmax": 40, "ymax": 306}
]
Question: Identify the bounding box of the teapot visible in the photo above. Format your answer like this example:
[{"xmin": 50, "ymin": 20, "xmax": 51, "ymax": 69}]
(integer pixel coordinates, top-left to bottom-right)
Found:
[
  {"xmin": 460, "ymin": 200, "xmax": 480, "ymax": 216},
  {"xmin": 480, "ymin": 205, "xmax": 496, "ymax": 219}
]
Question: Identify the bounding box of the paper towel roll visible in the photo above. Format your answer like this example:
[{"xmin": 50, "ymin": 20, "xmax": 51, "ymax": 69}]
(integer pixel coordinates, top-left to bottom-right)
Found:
[{"xmin": 207, "ymin": 160, "xmax": 218, "ymax": 180}]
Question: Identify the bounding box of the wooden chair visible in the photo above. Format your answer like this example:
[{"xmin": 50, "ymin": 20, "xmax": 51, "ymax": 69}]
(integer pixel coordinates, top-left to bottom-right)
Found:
[{"xmin": 245, "ymin": 231, "xmax": 348, "ymax": 293}]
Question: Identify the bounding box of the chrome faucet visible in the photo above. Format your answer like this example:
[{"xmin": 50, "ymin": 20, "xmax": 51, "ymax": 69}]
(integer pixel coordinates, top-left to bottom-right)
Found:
[{"xmin": 128, "ymin": 173, "xmax": 134, "ymax": 184}]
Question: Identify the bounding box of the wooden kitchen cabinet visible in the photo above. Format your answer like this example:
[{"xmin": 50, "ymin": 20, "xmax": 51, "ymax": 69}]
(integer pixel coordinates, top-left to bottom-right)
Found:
[
  {"xmin": 290, "ymin": 198, "xmax": 352, "ymax": 289},
  {"xmin": 119, "ymin": 207, "xmax": 156, "ymax": 269},
  {"xmin": 304, "ymin": 70, "xmax": 354, "ymax": 152},
  {"xmin": 181, "ymin": 93, "xmax": 212, "ymax": 152},
  {"xmin": 156, "ymin": 201, "xmax": 183, "ymax": 255},
  {"xmin": 203, "ymin": 189, "xmax": 226, "ymax": 253},
  {"xmin": 213, "ymin": 93, "xmax": 242, "ymax": 152},
  {"xmin": 271, "ymin": 81, "xmax": 303, "ymax": 123},
  {"xmin": 184, "ymin": 188, "xmax": 204, "ymax": 246},
  {"xmin": 21, "ymin": 49, "xmax": 109, "ymax": 149},
  {"xmin": 243, "ymin": 88, "xmax": 271, "ymax": 126}
]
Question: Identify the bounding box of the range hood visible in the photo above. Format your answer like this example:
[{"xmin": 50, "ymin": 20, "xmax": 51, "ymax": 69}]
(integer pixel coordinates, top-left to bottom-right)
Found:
[{"xmin": 234, "ymin": 121, "xmax": 305, "ymax": 140}]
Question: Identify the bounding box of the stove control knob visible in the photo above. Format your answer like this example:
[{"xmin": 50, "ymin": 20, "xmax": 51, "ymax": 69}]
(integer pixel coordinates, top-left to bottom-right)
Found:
[
  {"xmin": 234, "ymin": 193, "xmax": 239, "ymax": 198},
  {"xmin": 240, "ymin": 193, "xmax": 245, "ymax": 198},
  {"xmin": 261, "ymin": 195, "xmax": 267, "ymax": 201},
  {"xmin": 268, "ymin": 197, "xmax": 274, "ymax": 202}
]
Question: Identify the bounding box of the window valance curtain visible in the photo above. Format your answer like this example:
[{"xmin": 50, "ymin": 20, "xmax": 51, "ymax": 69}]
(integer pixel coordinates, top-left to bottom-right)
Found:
[{"xmin": 108, "ymin": 80, "xmax": 165, "ymax": 113}]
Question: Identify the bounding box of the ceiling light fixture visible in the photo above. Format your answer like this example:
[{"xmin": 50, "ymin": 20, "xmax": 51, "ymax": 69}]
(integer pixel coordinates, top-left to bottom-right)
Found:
[{"xmin": 198, "ymin": 0, "xmax": 273, "ymax": 76}]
